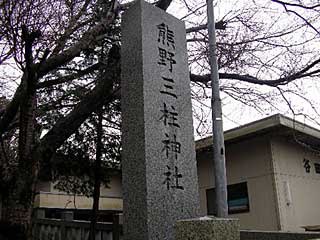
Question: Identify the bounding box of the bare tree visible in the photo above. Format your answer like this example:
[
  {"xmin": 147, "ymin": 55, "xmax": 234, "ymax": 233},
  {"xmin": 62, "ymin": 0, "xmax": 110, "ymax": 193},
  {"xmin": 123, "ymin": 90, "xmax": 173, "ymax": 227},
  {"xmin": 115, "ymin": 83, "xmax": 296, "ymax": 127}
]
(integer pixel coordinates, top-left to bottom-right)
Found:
[
  {"xmin": 180, "ymin": 0, "xmax": 320, "ymax": 134},
  {"xmin": 0, "ymin": 0, "xmax": 120, "ymax": 238}
]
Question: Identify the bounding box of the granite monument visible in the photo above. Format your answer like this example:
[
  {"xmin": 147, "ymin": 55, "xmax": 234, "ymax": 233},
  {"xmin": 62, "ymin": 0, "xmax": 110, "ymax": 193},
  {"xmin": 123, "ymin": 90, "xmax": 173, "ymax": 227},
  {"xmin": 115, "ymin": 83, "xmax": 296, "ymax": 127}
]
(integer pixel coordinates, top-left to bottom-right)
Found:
[
  {"xmin": 175, "ymin": 217, "xmax": 240, "ymax": 240},
  {"xmin": 121, "ymin": 0, "xmax": 200, "ymax": 239}
]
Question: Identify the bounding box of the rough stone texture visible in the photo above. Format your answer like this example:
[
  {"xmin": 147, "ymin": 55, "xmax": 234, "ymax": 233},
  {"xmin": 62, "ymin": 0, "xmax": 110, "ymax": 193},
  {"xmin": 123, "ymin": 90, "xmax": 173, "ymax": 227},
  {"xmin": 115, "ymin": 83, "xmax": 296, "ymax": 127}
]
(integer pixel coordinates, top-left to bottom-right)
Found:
[
  {"xmin": 175, "ymin": 217, "xmax": 240, "ymax": 240},
  {"xmin": 240, "ymin": 230, "xmax": 320, "ymax": 240},
  {"xmin": 121, "ymin": 0, "xmax": 200, "ymax": 240}
]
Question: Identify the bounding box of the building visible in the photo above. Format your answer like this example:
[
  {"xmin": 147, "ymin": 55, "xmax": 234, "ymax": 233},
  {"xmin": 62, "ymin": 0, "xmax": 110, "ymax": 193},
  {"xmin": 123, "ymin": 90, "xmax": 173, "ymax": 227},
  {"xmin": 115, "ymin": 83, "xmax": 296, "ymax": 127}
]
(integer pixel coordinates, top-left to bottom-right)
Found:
[
  {"xmin": 197, "ymin": 114, "xmax": 320, "ymax": 231},
  {"xmin": 34, "ymin": 114, "xmax": 320, "ymax": 231},
  {"xmin": 34, "ymin": 172, "xmax": 123, "ymax": 221}
]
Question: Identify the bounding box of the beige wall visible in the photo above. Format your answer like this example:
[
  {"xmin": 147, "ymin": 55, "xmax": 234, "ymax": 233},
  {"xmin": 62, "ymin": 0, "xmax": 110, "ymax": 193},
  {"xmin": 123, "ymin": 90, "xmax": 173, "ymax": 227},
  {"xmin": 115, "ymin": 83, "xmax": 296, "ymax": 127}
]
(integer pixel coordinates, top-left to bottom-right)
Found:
[
  {"xmin": 35, "ymin": 192, "xmax": 123, "ymax": 210},
  {"xmin": 197, "ymin": 136, "xmax": 279, "ymax": 230},
  {"xmin": 35, "ymin": 174, "xmax": 123, "ymax": 210},
  {"xmin": 100, "ymin": 174, "xmax": 122, "ymax": 198},
  {"xmin": 271, "ymin": 136, "xmax": 320, "ymax": 231}
]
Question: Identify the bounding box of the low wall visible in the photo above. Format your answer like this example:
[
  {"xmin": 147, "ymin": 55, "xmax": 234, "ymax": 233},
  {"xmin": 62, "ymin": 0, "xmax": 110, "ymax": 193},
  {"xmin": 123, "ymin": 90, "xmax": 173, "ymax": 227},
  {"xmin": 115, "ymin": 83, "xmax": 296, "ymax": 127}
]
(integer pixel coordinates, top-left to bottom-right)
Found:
[
  {"xmin": 240, "ymin": 230, "xmax": 320, "ymax": 240},
  {"xmin": 32, "ymin": 210, "xmax": 121, "ymax": 240}
]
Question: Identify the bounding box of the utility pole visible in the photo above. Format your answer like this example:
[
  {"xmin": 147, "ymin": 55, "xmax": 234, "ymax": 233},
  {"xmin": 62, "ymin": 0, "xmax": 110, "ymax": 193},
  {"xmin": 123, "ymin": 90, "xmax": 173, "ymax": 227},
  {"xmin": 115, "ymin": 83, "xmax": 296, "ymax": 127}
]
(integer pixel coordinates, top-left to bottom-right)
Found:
[{"xmin": 206, "ymin": 0, "xmax": 228, "ymax": 218}]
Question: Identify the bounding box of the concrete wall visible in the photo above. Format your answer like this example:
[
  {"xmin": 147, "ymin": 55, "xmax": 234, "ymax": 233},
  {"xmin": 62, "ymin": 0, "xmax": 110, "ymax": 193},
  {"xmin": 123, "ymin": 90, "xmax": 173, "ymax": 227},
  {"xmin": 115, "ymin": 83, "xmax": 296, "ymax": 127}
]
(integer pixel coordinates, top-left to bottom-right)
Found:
[
  {"xmin": 271, "ymin": 136, "xmax": 320, "ymax": 231},
  {"xmin": 100, "ymin": 174, "xmax": 123, "ymax": 198},
  {"xmin": 197, "ymin": 136, "xmax": 279, "ymax": 230},
  {"xmin": 35, "ymin": 174, "xmax": 123, "ymax": 211},
  {"xmin": 34, "ymin": 193, "xmax": 123, "ymax": 211},
  {"xmin": 47, "ymin": 174, "xmax": 122, "ymax": 197}
]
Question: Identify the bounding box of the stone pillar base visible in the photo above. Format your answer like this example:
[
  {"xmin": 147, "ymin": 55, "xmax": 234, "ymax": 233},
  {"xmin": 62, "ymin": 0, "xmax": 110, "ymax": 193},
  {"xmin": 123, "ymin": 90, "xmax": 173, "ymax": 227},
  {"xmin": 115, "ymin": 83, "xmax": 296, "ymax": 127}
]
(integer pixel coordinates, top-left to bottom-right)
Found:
[{"xmin": 175, "ymin": 216, "xmax": 240, "ymax": 240}]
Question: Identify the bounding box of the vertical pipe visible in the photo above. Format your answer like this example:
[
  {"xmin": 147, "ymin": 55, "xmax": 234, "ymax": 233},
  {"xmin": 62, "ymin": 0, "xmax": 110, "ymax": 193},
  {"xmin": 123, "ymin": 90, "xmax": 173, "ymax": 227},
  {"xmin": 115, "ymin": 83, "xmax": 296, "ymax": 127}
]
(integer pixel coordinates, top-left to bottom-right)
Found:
[{"xmin": 206, "ymin": 0, "xmax": 228, "ymax": 218}]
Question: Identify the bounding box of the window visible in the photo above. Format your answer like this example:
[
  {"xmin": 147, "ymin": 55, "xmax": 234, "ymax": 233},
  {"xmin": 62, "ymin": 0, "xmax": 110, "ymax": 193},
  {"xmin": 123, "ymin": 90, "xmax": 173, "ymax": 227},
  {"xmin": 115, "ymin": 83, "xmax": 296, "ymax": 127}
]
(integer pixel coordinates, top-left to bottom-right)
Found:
[
  {"xmin": 206, "ymin": 182, "xmax": 250, "ymax": 215},
  {"xmin": 228, "ymin": 182, "xmax": 250, "ymax": 214}
]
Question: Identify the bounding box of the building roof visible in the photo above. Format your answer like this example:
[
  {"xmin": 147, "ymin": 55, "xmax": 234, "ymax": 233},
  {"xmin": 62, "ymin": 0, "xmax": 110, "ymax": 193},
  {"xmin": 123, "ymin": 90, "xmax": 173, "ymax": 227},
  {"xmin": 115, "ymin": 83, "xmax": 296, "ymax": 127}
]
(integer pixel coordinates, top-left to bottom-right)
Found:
[{"xmin": 196, "ymin": 114, "xmax": 320, "ymax": 151}]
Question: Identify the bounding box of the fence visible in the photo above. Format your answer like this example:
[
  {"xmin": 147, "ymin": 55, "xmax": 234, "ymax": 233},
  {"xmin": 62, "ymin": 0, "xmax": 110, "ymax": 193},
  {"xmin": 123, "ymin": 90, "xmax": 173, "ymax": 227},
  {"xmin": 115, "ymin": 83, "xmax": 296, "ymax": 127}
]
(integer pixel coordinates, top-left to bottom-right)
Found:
[
  {"xmin": 33, "ymin": 210, "xmax": 121, "ymax": 240},
  {"xmin": 32, "ymin": 211, "xmax": 320, "ymax": 240}
]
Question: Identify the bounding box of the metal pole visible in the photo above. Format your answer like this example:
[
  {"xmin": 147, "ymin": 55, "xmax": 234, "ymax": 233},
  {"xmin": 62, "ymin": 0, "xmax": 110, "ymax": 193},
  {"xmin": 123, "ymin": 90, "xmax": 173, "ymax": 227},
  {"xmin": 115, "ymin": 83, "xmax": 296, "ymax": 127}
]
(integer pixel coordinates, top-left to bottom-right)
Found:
[{"xmin": 206, "ymin": 0, "xmax": 228, "ymax": 218}]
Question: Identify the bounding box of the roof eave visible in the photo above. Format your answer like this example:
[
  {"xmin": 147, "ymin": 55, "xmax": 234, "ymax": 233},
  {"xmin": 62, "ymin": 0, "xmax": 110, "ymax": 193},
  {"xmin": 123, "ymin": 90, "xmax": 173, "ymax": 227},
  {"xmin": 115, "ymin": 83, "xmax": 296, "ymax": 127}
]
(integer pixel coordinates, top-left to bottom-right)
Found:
[{"xmin": 195, "ymin": 114, "xmax": 320, "ymax": 151}]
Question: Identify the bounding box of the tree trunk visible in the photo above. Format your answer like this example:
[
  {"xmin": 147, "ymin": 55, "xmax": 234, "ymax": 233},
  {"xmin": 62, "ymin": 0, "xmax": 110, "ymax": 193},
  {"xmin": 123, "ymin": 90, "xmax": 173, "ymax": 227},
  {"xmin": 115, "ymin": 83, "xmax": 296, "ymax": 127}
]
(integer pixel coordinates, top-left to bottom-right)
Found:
[
  {"xmin": 0, "ymin": 45, "xmax": 119, "ymax": 240},
  {"xmin": 3, "ymin": 26, "xmax": 43, "ymax": 240},
  {"xmin": 1, "ymin": 45, "xmax": 40, "ymax": 238},
  {"xmin": 89, "ymin": 108, "xmax": 103, "ymax": 240},
  {"xmin": 1, "ymin": 92, "xmax": 38, "ymax": 240},
  {"xmin": 1, "ymin": 192, "xmax": 33, "ymax": 240}
]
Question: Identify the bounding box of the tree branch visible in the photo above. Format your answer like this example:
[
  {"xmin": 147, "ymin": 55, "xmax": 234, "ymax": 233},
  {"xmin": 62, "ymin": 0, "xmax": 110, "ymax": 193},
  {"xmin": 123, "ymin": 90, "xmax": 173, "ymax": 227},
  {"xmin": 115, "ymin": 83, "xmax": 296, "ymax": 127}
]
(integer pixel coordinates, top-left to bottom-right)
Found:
[
  {"xmin": 33, "ymin": 45, "xmax": 120, "ymax": 162},
  {"xmin": 37, "ymin": 63, "xmax": 101, "ymax": 89},
  {"xmin": 186, "ymin": 21, "xmax": 227, "ymax": 33},
  {"xmin": 271, "ymin": 0, "xmax": 320, "ymax": 10},
  {"xmin": 0, "ymin": 25, "xmax": 42, "ymax": 138},
  {"xmin": 190, "ymin": 57, "xmax": 320, "ymax": 86},
  {"xmin": 155, "ymin": 0, "xmax": 173, "ymax": 10},
  {"xmin": 272, "ymin": 0, "xmax": 320, "ymax": 35},
  {"xmin": 51, "ymin": 0, "xmax": 92, "ymax": 55},
  {"xmin": 36, "ymin": 21, "xmax": 113, "ymax": 78},
  {"xmin": 0, "ymin": 6, "xmax": 118, "ymax": 138}
]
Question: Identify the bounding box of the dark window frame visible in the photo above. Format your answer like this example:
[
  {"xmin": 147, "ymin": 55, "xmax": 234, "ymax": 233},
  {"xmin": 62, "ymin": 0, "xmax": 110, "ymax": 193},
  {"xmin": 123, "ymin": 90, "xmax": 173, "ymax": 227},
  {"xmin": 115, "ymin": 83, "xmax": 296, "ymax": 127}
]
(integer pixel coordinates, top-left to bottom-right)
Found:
[{"xmin": 206, "ymin": 182, "xmax": 250, "ymax": 215}]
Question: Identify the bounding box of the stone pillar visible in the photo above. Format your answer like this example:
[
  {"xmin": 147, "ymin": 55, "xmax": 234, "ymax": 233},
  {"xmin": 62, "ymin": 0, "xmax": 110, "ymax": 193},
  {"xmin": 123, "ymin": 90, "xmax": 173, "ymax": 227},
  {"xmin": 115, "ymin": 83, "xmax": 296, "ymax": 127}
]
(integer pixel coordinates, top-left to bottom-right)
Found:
[
  {"xmin": 121, "ymin": 1, "xmax": 200, "ymax": 240},
  {"xmin": 175, "ymin": 217, "xmax": 240, "ymax": 240}
]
